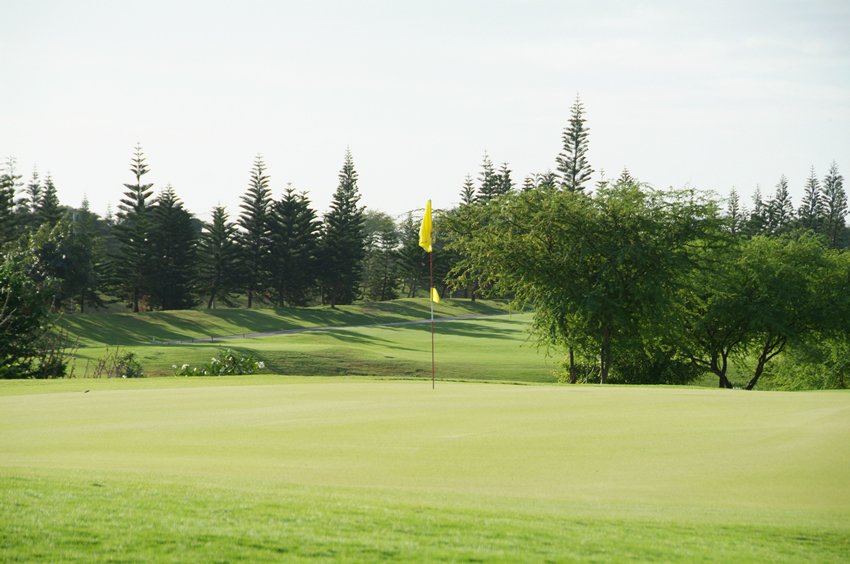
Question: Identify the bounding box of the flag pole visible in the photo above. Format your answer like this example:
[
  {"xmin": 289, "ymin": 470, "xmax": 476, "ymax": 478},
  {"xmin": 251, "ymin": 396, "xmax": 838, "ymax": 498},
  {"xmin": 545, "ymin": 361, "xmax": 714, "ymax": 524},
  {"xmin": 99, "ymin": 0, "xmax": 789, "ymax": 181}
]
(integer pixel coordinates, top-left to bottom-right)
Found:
[
  {"xmin": 419, "ymin": 199, "xmax": 435, "ymax": 390},
  {"xmin": 430, "ymin": 247, "xmax": 435, "ymax": 390}
]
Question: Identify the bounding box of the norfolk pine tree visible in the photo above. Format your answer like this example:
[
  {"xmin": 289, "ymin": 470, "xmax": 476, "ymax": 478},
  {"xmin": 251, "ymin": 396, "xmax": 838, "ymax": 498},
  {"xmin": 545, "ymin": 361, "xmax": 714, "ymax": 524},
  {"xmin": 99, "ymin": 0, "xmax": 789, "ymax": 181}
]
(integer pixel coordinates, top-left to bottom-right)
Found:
[
  {"xmin": 320, "ymin": 149, "xmax": 365, "ymax": 307},
  {"xmin": 798, "ymin": 166, "xmax": 824, "ymax": 232},
  {"xmin": 112, "ymin": 145, "xmax": 154, "ymax": 312},
  {"xmin": 822, "ymin": 161, "xmax": 847, "ymax": 247},
  {"xmin": 237, "ymin": 155, "xmax": 272, "ymax": 308},
  {"xmin": 556, "ymin": 96, "xmax": 593, "ymax": 192},
  {"xmin": 149, "ymin": 185, "xmax": 197, "ymax": 310},
  {"xmin": 267, "ymin": 186, "xmax": 320, "ymax": 306},
  {"xmin": 198, "ymin": 206, "xmax": 240, "ymax": 309},
  {"xmin": 37, "ymin": 173, "xmax": 64, "ymax": 227}
]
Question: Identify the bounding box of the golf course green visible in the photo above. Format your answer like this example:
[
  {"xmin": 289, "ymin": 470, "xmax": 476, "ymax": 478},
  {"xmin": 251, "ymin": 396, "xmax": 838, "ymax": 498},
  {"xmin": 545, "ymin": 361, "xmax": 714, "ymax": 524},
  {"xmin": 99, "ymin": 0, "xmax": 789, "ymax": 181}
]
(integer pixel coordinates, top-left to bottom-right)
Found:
[{"xmin": 2, "ymin": 376, "xmax": 848, "ymax": 561}]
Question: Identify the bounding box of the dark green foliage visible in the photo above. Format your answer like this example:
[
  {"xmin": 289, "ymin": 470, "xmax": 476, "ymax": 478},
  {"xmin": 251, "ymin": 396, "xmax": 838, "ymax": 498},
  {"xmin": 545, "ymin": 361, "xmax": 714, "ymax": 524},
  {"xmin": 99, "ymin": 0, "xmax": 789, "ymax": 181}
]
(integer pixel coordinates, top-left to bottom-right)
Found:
[
  {"xmin": 267, "ymin": 187, "xmax": 320, "ymax": 306},
  {"xmin": 745, "ymin": 186, "xmax": 768, "ymax": 235},
  {"xmin": 476, "ymin": 152, "xmax": 501, "ymax": 201},
  {"xmin": 237, "ymin": 155, "xmax": 272, "ymax": 308},
  {"xmin": 198, "ymin": 206, "xmax": 240, "ymax": 309},
  {"xmin": 448, "ymin": 183, "xmax": 724, "ymax": 384},
  {"xmin": 149, "ymin": 186, "xmax": 197, "ymax": 310},
  {"xmin": 556, "ymin": 96, "xmax": 593, "ymax": 192},
  {"xmin": 396, "ymin": 214, "xmax": 426, "ymax": 298},
  {"xmin": 0, "ymin": 234, "xmax": 61, "ymax": 378},
  {"xmin": 112, "ymin": 145, "xmax": 155, "ymax": 312},
  {"xmin": 319, "ymin": 149, "xmax": 365, "ymax": 307},
  {"xmin": 361, "ymin": 211, "xmax": 400, "ymax": 302},
  {"xmin": 27, "ymin": 220, "xmax": 98, "ymax": 311},
  {"xmin": 37, "ymin": 174, "xmax": 64, "ymax": 227}
]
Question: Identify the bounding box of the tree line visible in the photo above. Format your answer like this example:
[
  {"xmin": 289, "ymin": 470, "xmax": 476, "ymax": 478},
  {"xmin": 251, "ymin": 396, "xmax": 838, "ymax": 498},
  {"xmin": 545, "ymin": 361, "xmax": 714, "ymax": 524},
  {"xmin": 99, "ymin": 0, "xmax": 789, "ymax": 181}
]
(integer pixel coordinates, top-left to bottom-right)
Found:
[{"xmin": 1, "ymin": 96, "xmax": 848, "ymax": 385}]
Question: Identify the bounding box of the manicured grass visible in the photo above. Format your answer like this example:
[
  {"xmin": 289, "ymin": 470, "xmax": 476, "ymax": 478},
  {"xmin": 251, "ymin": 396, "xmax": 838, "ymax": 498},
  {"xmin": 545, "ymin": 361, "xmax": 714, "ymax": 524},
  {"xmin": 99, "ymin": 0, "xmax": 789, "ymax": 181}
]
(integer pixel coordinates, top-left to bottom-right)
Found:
[
  {"xmin": 63, "ymin": 304, "xmax": 555, "ymax": 381},
  {"xmin": 58, "ymin": 298, "xmax": 512, "ymax": 347},
  {"xmin": 1, "ymin": 377, "xmax": 848, "ymax": 561}
]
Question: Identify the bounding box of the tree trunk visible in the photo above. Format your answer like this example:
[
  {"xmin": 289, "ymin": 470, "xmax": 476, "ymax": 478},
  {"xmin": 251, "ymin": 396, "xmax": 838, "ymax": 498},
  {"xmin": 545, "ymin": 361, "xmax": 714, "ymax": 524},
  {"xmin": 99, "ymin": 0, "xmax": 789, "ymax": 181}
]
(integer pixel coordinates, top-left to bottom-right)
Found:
[
  {"xmin": 600, "ymin": 325, "xmax": 611, "ymax": 384},
  {"xmin": 568, "ymin": 347, "xmax": 577, "ymax": 384},
  {"xmin": 132, "ymin": 287, "xmax": 140, "ymax": 313},
  {"xmin": 746, "ymin": 337, "xmax": 786, "ymax": 390},
  {"xmin": 247, "ymin": 288, "xmax": 253, "ymax": 309}
]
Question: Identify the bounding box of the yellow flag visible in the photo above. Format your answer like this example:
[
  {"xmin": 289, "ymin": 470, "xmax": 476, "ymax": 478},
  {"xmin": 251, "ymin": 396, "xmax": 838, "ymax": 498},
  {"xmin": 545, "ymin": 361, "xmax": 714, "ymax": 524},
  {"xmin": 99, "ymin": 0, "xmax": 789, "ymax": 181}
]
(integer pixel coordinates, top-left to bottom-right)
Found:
[
  {"xmin": 418, "ymin": 199, "xmax": 432, "ymax": 253},
  {"xmin": 431, "ymin": 287, "xmax": 441, "ymax": 303}
]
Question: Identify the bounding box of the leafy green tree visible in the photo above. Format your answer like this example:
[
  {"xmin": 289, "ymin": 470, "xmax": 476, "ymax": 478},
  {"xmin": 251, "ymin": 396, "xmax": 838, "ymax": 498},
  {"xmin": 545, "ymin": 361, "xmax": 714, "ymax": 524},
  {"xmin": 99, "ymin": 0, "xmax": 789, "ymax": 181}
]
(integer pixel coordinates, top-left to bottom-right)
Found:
[
  {"xmin": 797, "ymin": 166, "xmax": 824, "ymax": 232},
  {"xmin": 319, "ymin": 149, "xmax": 365, "ymax": 307},
  {"xmin": 556, "ymin": 95, "xmax": 593, "ymax": 192},
  {"xmin": 0, "ymin": 235, "xmax": 58, "ymax": 378},
  {"xmin": 198, "ymin": 206, "xmax": 240, "ymax": 309},
  {"xmin": 448, "ymin": 183, "xmax": 718, "ymax": 383},
  {"xmin": 26, "ymin": 220, "xmax": 99, "ymax": 312},
  {"xmin": 737, "ymin": 234, "xmax": 842, "ymax": 389},
  {"xmin": 822, "ymin": 161, "xmax": 847, "ymax": 248},
  {"xmin": 237, "ymin": 155, "xmax": 272, "ymax": 308},
  {"xmin": 112, "ymin": 145, "xmax": 154, "ymax": 312},
  {"xmin": 267, "ymin": 186, "xmax": 320, "ymax": 306},
  {"xmin": 148, "ymin": 185, "xmax": 197, "ymax": 310}
]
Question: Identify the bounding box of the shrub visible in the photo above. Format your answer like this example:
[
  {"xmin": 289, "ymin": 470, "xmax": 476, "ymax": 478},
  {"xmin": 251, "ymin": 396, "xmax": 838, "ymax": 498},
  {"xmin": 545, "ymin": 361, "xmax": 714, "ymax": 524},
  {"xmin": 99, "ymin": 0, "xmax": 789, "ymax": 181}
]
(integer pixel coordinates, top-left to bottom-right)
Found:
[{"xmin": 174, "ymin": 348, "xmax": 264, "ymax": 376}]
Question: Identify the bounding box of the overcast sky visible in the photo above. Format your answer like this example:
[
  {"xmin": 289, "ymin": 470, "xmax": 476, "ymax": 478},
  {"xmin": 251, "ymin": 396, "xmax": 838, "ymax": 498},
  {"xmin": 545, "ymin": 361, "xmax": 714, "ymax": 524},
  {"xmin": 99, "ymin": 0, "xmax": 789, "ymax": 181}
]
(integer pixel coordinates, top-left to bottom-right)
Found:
[{"xmin": 3, "ymin": 0, "xmax": 849, "ymax": 220}]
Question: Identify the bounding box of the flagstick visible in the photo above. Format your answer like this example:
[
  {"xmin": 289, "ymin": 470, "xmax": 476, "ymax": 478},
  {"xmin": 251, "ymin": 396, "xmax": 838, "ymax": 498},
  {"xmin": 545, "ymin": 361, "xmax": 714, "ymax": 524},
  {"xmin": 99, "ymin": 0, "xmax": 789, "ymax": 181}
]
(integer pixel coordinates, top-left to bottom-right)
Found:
[{"xmin": 430, "ymin": 248, "xmax": 435, "ymax": 390}]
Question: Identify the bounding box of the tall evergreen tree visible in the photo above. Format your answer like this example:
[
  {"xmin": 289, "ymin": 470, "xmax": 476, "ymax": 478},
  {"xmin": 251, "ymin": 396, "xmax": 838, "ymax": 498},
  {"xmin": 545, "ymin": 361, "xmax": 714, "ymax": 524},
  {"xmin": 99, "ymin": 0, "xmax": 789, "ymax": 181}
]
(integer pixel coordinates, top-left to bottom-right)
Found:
[
  {"xmin": 198, "ymin": 206, "xmax": 240, "ymax": 309},
  {"xmin": 766, "ymin": 175, "xmax": 794, "ymax": 234},
  {"xmin": 319, "ymin": 148, "xmax": 366, "ymax": 307},
  {"xmin": 476, "ymin": 152, "xmax": 501, "ymax": 201},
  {"xmin": 37, "ymin": 173, "xmax": 63, "ymax": 227},
  {"xmin": 149, "ymin": 185, "xmax": 197, "ymax": 310},
  {"xmin": 113, "ymin": 145, "xmax": 154, "ymax": 312},
  {"xmin": 798, "ymin": 166, "xmax": 824, "ymax": 232},
  {"xmin": 237, "ymin": 155, "xmax": 272, "ymax": 308},
  {"xmin": 496, "ymin": 162, "xmax": 514, "ymax": 195},
  {"xmin": 556, "ymin": 95, "xmax": 593, "ymax": 192},
  {"xmin": 0, "ymin": 157, "xmax": 22, "ymax": 245},
  {"xmin": 69, "ymin": 200, "xmax": 107, "ymax": 312},
  {"xmin": 822, "ymin": 161, "xmax": 847, "ymax": 248},
  {"xmin": 267, "ymin": 186, "xmax": 320, "ymax": 306},
  {"xmin": 459, "ymin": 175, "xmax": 477, "ymax": 205},
  {"xmin": 746, "ymin": 185, "xmax": 767, "ymax": 235},
  {"xmin": 21, "ymin": 168, "xmax": 42, "ymax": 230},
  {"xmin": 726, "ymin": 187, "xmax": 744, "ymax": 235}
]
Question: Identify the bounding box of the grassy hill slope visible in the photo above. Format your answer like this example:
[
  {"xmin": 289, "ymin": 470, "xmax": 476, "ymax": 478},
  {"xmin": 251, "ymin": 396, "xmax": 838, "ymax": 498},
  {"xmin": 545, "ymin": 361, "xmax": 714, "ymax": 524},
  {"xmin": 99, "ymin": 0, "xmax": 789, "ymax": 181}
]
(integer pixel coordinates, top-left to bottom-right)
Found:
[{"xmin": 58, "ymin": 298, "xmax": 511, "ymax": 347}]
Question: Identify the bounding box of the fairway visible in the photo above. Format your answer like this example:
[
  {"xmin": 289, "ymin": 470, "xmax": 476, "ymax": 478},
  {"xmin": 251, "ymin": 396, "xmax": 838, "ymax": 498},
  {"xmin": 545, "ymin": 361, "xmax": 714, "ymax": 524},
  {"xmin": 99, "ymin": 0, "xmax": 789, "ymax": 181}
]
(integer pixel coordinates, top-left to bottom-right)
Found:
[{"xmin": 2, "ymin": 377, "xmax": 849, "ymax": 561}]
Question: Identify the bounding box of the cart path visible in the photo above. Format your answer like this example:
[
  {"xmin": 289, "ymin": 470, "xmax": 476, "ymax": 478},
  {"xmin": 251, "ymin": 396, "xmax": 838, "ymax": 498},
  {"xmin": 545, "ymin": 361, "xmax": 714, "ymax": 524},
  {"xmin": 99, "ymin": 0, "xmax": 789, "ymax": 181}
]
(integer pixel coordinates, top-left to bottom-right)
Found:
[{"xmin": 159, "ymin": 312, "xmax": 514, "ymax": 344}]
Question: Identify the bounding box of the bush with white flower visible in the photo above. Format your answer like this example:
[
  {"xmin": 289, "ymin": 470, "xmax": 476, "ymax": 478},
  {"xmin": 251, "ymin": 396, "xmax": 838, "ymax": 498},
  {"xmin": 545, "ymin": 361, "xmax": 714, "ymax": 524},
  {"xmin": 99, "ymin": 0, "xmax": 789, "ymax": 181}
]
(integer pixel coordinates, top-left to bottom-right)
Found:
[{"xmin": 173, "ymin": 348, "xmax": 265, "ymax": 376}]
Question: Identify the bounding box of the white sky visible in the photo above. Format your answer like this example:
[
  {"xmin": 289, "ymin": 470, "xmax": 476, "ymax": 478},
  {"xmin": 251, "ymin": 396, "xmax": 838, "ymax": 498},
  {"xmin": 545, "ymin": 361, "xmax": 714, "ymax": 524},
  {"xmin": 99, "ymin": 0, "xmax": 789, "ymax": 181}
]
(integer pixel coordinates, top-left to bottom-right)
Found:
[{"xmin": 2, "ymin": 0, "xmax": 849, "ymax": 221}]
